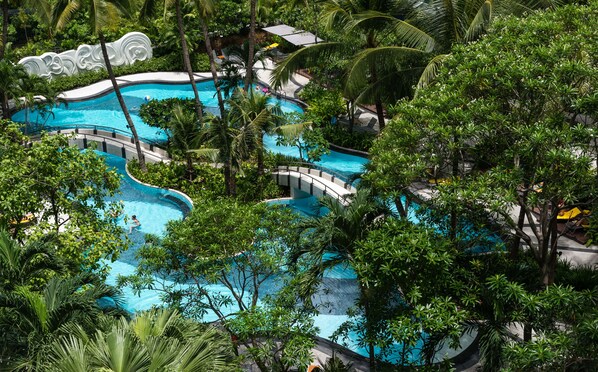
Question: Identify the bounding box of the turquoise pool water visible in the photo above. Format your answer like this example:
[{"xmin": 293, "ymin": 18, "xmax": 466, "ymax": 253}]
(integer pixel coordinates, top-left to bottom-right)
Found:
[
  {"xmin": 102, "ymin": 154, "xmax": 379, "ymax": 358},
  {"xmin": 12, "ymin": 81, "xmax": 368, "ymax": 178}
]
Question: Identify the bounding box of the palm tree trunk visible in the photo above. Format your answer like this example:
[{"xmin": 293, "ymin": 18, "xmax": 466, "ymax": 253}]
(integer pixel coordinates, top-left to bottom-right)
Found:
[
  {"xmin": 244, "ymin": 0, "xmax": 257, "ymax": 91},
  {"xmin": 0, "ymin": 0, "xmax": 8, "ymax": 60},
  {"xmin": 1, "ymin": 95, "xmax": 8, "ymax": 119},
  {"xmin": 199, "ymin": 18, "xmax": 225, "ymax": 116},
  {"xmin": 374, "ymin": 100, "xmax": 385, "ymax": 131},
  {"xmin": 98, "ymin": 32, "xmax": 147, "ymax": 172},
  {"xmin": 175, "ymin": 0, "xmax": 203, "ymax": 122}
]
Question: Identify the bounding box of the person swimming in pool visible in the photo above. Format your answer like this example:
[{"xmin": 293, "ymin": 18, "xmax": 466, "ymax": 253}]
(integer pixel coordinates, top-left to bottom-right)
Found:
[{"xmin": 129, "ymin": 215, "xmax": 141, "ymax": 234}]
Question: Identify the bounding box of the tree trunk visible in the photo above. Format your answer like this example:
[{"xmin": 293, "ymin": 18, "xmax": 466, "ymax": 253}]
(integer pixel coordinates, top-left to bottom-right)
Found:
[
  {"xmin": 511, "ymin": 206, "xmax": 526, "ymax": 259},
  {"xmin": 199, "ymin": 18, "xmax": 225, "ymax": 116},
  {"xmin": 374, "ymin": 99, "xmax": 385, "ymax": 131},
  {"xmin": 1, "ymin": 95, "xmax": 8, "ymax": 119},
  {"xmin": 360, "ymin": 285, "xmax": 377, "ymax": 371},
  {"xmin": 244, "ymin": 0, "xmax": 257, "ymax": 91},
  {"xmin": 185, "ymin": 155, "xmax": 194, "ymax": 181},
  {"xmin": 0, "ymin": 0, "xmax": 8, "ymax": 60},
  {"xmin": 175, "ymin": 0, "xmax": 203, "ymax": 122},
  {"xmin": 98, "ymin": 32, "xmax": 146, "ymax": 171}
]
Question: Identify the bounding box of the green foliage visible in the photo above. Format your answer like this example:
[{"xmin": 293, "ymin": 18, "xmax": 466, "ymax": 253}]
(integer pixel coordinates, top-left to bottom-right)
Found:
[
  {"xmin": 120, "ymin": 200, "xmax": 315, "ymax": 370},
  {"xmin": 368, "ymin": 1, "xmax": 598, "ymax": 281},
  {"xmin": 43, "ymin": 309, "xmax": 237, "ymax": 371},
  {"xmin": 139, "ymin": 98, "xmax": 198, "ymax": 130},
  {"xmin": 0, "ymin": 230, "xmax": 65, "ymax": 292},
  {"xmin": 128, "ymin": 159, "xmax": 225, "ymax": 200},
  {"xmin": 299, "ymin": 82, "xmax": 346, "ymax": 125},
  {"xmin": 0, "ymin": 272, "xmax": 127, "ymax": 369},
  {"xmin": 208, "ymin": 0, "xmax": 250, "ymax": 36},
  {"xmin": 322, "ymin": 125, "xmax": 374, "ymax": 152},
  {"xmin": 0, "ymin": 121, "xmax": 123, "ymax": 272}
]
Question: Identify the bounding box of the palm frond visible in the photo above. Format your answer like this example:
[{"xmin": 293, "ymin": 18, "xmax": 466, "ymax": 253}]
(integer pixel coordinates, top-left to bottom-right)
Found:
[
  {"xmin": 415, "ymin": 53, "xmax": 450, "ymax": 92},
  {"xmin": 463, "ymin": 0, "xmax": 493, "ymax": 42},
  {"xmin": 344, "ymin": 46, "xmax": 425, "ymax": 99},
  {"xmin": 52, "ymin": 0, "xmax": 81, "ymax": 31},
  {"xmin": 270, "ymin": 42, "xmax": 345, "ymax": 88}
]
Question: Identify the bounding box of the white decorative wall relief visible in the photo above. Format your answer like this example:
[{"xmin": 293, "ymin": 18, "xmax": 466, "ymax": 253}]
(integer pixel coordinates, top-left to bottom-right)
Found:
[{"xmin": 18, "ymin": 32, "xmax": 152, "ymax": 79}]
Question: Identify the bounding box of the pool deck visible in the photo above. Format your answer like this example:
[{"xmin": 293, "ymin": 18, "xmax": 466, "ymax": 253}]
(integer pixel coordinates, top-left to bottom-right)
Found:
[
  {"xmin": 59, "ymin": 71, "xmax": 214, "ymax": 100},
  {"xmin": 410, "ymin": 181, "xmax": 598, "ymax": 266}
]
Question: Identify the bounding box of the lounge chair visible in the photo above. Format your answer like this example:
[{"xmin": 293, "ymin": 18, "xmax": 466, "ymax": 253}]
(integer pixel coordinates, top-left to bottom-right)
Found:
[
  {"xmin": 557, "ymin": 207, "xmax": 590, "ymax": 221},
  {"xmin": 566, "ymin": 217, "xmax": 590, "ymax": 232}
]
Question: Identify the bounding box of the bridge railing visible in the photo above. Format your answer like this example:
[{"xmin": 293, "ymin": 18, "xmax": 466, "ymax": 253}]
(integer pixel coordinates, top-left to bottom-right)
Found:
[
  {"xmin": 23, "ymin": 123, "xmax": 166, "ymax": 146},
  {"xmin": 275, "ymin": 165, "xmax": 356, "ymax": 192}
]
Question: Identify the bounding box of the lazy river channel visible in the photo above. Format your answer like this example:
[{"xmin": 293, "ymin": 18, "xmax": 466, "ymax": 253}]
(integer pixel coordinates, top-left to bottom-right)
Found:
[{"xmin": 12, "ymin": 80, "xmax": 473, "ymax": 363}]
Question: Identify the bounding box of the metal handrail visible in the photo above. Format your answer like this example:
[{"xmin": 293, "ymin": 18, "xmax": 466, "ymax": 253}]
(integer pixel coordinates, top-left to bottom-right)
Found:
[
  {"xmin": 273, "ymin": 160, "xmax": 359, "ymax": 184},
  {"xmin": 23, "ymin": 123, "xmax": 165, "ymax": 146},
  {"xmin": 273, "ymin": 168, "xmax": 351, "ymax": 202}
]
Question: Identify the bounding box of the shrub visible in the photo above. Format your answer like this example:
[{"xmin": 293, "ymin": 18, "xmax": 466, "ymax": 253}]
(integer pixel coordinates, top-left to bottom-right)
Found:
[
  {"xmin": 139, "ymin": 98, "xmax": 198, "ymax": 130},
  {"xmin": 298, "ymin": 82, "xmax": 346, "ymax": 125},
  {"xmin": 47, "ymin": 53, "xmax": 211, "ymax": 93},
  {"xmin": 322, "ymin": 125, "xmax": 374, "ymax": 152}
]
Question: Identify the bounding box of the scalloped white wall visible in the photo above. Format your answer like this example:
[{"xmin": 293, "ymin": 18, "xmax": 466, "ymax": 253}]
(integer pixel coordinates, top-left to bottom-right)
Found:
[{"xmin": 18, "ymin": 32, "xmax": 152, "ymax": 79}]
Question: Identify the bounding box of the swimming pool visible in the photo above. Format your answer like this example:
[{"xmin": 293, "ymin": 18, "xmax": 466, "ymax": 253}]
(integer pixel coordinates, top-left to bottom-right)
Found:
[
  {"xmin": 102, "ymin": 153, "xmax": 378, "ymax": 358},
  {"xmin": 12, "ymin": 81, "xmax": 368, "ymax": 178}
]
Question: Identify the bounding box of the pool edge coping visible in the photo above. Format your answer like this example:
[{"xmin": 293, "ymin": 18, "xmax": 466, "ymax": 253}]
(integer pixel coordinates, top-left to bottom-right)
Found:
[{"xmin": 124, "ymin": 161, "xmax": 194, "ymax": 211}]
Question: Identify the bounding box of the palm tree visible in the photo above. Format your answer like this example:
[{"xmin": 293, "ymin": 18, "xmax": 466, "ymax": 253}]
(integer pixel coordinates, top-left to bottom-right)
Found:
[
  {"xmin": 0, "ymin": 61, "xmax": 28, "ymax": 119},
  {"xmin": 293, "ymin": 188, "xmax": 388, "ymax": 369},
  {"xmin": 0, "ymin": 231, "xmax": 64, "ymax": 291},
  {"xmin": 52, "ymin": 0, "xmax": 148, "ymax": 171},
  {"xmin": 221, "ymin": 40, "xmax": 268, "ymax": 96},
  {"xmin": 196, "ymin": 113, "xmax": 243, "ymax": 196},
  {"xmin": 273, "ymin": 0, "xmax": 559, "ymax": 131},
  {"xmin": 140, "ymin": 0, "xmax": 203, "ymax": 122},
  {"xmin": 169, "ymin": 104, "xmax": 203, "ymax": 180},
  {"xmin": 193, "ymin": 0, "xmax": 226, "ymax": 116},
  {"xmin": 228, "ymin": 88, "xmax": 283, "ymax": 177},
  {"xmin": 244, "ymin": 0, "xmax": 257, "ymax": 91},
  {"xmin": 0, "ymin": 273, "xmax": 126, "ymax": 369},
  {"xmin": 44, "ymin": 309, "xmax": 235, "ymax": 371}
]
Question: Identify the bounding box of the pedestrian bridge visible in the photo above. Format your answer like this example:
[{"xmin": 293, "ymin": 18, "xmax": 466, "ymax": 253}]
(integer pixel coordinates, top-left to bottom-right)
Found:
[
  {"xmin": 39, "ymin": 127, "xmax": 169, "ymax": 163},
  {"xmin": 272, "ymin": 166, "xmax": 356, "ymax": 204}
]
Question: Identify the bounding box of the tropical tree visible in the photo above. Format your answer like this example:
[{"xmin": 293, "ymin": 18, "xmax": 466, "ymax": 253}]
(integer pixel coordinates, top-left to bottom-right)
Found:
[
  {"xmin": 140, "ymin": 0, "xmax": 204, "ymax": 121},
  {"xmin": 0, "ymin": 122, "xmax": 123, "ymax": 270},
  {"xmin": 122, "ymin": 201, "xmax": 317, "ymax": 371},
  {"xmin": 245, "ymin": 0, "xmax": 257, "ymax": 91},
  {"xmin": 273, "ymin": 0, "xmax": 560, "ymax": 131},
  {"xmin": 0, "ymin": 61, "xmax": 28, "ymax": 119},
  {"xmin": 168, "ymin": 104, "xmax": 203, "ymax": 180},
  {"xmin": 368, "ymin": 1, "xmax": 598, "ymax": 285},
  {"xmin": 292, "ymin": 188, "xmax": 388, "ymax": 369},
  {"xmin": 0, "ymin": 231, "xmax": 64, "ymax": 291},
  {"xmin": 52, "ymin": 0, "xmax": 148, "ymax": 171},
  {"xmin": 228, "ymin": 88, "xmax": 283, "ymax": 177},
  {"xmin": 0, "ymin": 273, "xmax": 126, "ymax": 369},
  {"xmin": 196, "ymin": 112, "xmax": 242, "ymax": 195},
  {"xmin": 221, "ymin": 40, "xmax": 268, "ymax": 96},
  {"xmin": 193, "ymin": 0, "xmax": 226, "ymax": 116},
  {"xmin": 44, "ymin": 309, "xmax": 236, "ymax": 371}
]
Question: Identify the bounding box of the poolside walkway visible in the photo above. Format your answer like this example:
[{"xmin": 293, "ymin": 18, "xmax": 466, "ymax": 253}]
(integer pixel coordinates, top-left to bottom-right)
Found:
[
  {"xmin": 409, "ymin": 181, "xmax": 598, "ymax": 265},
  {"xmin": 254, "ymin": 59, "xmax": 381, "ymax": 133}
]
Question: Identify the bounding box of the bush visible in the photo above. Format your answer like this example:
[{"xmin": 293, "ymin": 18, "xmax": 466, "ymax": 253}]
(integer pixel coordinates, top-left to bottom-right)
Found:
[
  {"xmin": 139, "ymin": 98, "xmax": 198, "ymax": 130},
  {"xmin": 128, "ymin": 160, "xmax": 225, "ymax": 200},
  {"xmin": 48, "ymin": 53, "xmax": 211, "ymax": 93},
  {"xmin": 298, "ymin": 82, "xmax": 346, "ymax": 125},
  {"xmin": 322, "ymin": 125, "xmax": 374, "ymax": 152}
]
